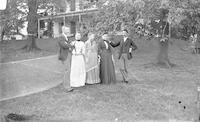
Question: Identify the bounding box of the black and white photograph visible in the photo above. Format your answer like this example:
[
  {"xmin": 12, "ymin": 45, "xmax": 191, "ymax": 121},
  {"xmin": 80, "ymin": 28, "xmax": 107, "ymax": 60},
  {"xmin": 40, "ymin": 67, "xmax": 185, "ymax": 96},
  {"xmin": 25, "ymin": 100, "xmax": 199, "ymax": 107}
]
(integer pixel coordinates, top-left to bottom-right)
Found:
[{"xmin": 0, "ymin": 0, "xmax": 200, "ymax": 121}]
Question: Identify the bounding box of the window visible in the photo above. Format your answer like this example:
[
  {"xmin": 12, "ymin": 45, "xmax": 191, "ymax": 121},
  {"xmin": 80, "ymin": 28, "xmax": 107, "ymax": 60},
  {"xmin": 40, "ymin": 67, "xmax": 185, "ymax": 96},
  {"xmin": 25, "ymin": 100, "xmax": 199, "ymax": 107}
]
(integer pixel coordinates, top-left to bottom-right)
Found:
[{"xmin": 59, "ymin": 8, "xmax": 65, "ymax": 12}]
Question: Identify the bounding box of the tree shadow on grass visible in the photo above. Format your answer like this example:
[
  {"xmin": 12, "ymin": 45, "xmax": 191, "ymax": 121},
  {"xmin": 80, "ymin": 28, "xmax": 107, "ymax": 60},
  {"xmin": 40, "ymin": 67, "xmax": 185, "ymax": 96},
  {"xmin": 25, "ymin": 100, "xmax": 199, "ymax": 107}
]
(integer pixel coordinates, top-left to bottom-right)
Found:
[
  {"xmin": 2, "ymin": 113, "xmax": 37, "ymax": 122},
  {"xmin": 143, "ymin": 62, "xmax": 177, "ymax": 69}
]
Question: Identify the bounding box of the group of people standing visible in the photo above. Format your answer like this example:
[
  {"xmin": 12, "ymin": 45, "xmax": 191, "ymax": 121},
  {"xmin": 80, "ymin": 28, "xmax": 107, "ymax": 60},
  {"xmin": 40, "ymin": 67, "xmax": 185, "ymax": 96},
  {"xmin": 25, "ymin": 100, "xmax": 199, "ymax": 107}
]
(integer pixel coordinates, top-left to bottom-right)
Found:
[{"xmin": 58, "ymin": 24, "xmax": 137, "ymax": 92}]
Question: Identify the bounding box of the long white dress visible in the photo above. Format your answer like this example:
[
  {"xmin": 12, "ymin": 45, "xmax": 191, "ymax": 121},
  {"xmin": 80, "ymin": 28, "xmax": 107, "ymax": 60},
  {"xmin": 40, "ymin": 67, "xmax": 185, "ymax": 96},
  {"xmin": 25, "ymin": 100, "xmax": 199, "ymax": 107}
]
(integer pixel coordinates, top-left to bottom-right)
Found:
[{"xmin": 70, "ymin": 40, "xmax": 86, "ymax": 87}]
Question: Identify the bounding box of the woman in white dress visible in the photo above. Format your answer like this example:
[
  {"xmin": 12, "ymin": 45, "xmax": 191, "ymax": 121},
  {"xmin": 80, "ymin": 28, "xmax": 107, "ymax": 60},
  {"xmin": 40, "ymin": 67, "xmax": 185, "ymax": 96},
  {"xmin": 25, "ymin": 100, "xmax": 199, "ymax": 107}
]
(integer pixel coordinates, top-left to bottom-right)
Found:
[
  {"xmin": 70, "ymin": 33, "xmax": 86, "ymax": 87},
  {"xmin": 85, "ymin": 33, "xmax": 100, "ymax": 84}
]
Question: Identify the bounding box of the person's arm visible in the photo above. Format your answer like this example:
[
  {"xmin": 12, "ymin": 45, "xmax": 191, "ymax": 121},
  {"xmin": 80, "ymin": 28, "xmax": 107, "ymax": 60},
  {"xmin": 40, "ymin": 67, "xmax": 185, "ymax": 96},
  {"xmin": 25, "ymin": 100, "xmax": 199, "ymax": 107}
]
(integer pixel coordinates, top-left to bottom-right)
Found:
[
  {"xmin": 130, "ymin": 39, "xmax": 137, "ymax": 52},
  {"xmin": 84, "ymin": 41, "xmax": 89, "ymax": 57},
  {"xmin": 82, "ymin": 42, "xmax": 86, "ymax": 56},
  {"xmin": 97, "ymin": 42, "xmax": 102, "ymax": 62},
  {"xmin": 109, "ymin": 41, "xmax": 120, "ymax": 47},
  {"xmin": 85, "ymin": 41, "xmax": 91, "ymax": 51},
  {"xmin": 58, "ymin": 36, "xmax": 73, "ymax": 49},
  {"xmin": 97, "ymin": 42, "xmax": 102, "ymax": 55}
]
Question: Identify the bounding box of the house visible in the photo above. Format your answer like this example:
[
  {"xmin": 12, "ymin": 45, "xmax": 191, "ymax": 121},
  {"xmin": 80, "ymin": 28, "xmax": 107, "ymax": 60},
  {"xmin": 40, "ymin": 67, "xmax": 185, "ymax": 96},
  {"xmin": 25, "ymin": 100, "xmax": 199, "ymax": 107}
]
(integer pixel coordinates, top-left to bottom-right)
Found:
[{"xmin": 38, "ymin": 0, "xmax": 99, "ymax": 38}]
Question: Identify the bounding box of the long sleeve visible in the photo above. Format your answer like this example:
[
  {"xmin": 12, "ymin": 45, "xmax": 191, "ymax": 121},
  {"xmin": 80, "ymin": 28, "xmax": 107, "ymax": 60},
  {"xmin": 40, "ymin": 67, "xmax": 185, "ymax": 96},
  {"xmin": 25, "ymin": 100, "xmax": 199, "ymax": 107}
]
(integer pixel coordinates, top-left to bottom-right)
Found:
[
  {"xmin": 82, "ymin": 42, "xmax": 86, "ymax": 55},
  {"xmin": 98, "ymin": 42, "xmax": 102, "ymax": 56},
  {"xmin": 130, "ymin": 39, "xmax": 137, "ymax": 51},
  {"xmin": 58, "ymin": 36, "xmax": 73, "ymax": 49},
  {"xmin": 109, "ymin": 41, "xmax": 120, "ymax": 47},
  {"xmin": 85, "ymin": 41, "xmax": 92, "ymax": 54},
  {"xmin": 85, "ymin": 41, "xmax": 89, "ymax": 49}
]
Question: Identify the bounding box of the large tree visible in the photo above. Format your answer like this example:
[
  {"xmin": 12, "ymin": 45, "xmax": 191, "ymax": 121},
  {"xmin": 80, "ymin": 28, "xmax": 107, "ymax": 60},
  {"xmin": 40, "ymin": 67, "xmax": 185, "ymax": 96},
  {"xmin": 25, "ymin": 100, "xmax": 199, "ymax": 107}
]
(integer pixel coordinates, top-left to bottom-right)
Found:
[{"xmin": 22, "ymin": 0, "xmax": 38, "ymax": 51}]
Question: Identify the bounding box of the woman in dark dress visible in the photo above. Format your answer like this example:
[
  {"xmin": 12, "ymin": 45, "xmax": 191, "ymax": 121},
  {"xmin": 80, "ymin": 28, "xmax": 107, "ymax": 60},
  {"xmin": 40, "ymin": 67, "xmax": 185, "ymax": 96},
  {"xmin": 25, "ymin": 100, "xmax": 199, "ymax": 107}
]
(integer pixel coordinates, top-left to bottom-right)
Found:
[{"xmin": 98, "ymin": 33, "xmax": 116, "ymax": 84}]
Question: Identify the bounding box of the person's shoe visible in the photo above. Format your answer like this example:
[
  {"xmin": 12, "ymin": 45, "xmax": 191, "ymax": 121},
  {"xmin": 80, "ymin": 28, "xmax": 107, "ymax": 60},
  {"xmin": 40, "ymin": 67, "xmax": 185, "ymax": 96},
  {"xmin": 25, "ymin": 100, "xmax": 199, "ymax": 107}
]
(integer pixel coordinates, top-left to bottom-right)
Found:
[
  {"xmin": 65, "ymin": 88, "xmax": 74, "ymax": 92},
  {"xmin": 121, "ymin": 80, "xmax": 128, "ymax": 84}
]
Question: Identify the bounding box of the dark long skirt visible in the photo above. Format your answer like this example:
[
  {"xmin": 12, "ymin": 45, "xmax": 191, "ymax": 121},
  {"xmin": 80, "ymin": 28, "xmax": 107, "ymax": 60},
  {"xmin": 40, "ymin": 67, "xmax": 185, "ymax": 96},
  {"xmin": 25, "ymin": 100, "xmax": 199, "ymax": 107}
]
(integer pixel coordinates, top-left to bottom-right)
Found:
[{"xmin": 99, "ymin": 50, "xmax": 116, "ymax": 84}]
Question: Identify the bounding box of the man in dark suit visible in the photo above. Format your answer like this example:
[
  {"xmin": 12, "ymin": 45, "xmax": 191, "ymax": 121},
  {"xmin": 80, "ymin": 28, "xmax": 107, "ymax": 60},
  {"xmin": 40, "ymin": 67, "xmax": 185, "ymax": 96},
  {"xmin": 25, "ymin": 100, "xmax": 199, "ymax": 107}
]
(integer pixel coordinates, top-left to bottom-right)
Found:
[
  {"xmin": 58, "ymin": 23, "xmax": 74, "ymax": 92},
  {"xmin": 109, "ymin": 29, "xmax": 137, "ymax": 83}
]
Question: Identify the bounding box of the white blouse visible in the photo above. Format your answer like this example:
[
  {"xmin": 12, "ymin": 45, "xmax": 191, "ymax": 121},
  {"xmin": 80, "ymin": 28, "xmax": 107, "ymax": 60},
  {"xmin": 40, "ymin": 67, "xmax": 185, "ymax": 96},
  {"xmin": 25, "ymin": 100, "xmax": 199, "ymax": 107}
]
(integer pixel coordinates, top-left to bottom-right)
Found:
[{"xmin": 71, "ymin": 41, "xmax": 85, "ymax": 55}]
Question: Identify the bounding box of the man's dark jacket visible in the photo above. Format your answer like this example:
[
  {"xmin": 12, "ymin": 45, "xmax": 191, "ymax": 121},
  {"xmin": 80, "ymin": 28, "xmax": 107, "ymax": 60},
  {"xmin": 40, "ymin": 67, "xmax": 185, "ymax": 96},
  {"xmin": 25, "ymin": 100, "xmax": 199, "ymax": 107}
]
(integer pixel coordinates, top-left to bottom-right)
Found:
[
  {"xmin": 110, "ymin": 37, "xmax": 137, "ymax": 60},
  {"xmin": 58, "ymin": 35, "xmax": 73, "ymax": 62}
]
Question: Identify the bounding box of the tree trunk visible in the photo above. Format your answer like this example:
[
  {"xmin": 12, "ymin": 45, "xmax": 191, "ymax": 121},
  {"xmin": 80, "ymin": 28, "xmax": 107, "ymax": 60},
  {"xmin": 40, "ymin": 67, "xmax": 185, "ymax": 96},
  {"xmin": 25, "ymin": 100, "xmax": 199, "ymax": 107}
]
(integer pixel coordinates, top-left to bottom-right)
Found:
[
  {"xmin": 23, "ymin": 0, "xmax": 39, "ymax": 51},
  {"xmin": 1, "ymin": 29, "xmax": 5, "ymax": 43},
  {"xmin": 0, "ymin": 23, "xmax": 4, "ymax": 43},
  {"xmin": 23, "ymin": 35, "xmax": 38, "ymax": 51},
  {"xmin": 157, "ymin": 38, "xmax": 173, "ymax": 68}
]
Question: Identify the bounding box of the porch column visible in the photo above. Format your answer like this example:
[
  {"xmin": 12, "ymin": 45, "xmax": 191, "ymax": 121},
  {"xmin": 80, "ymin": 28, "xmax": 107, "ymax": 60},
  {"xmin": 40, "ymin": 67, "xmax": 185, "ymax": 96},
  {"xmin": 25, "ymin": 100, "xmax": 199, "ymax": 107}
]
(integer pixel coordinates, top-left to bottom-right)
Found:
[
  {"xmin": 38, "ymin": 19, "xmax": 40, "ymax": 38},
  {"xmin": 70, "ymin": 0, "xmax": 76, "ymax": 35},
  {"xmin": 79, "ymin": 14, "xmax": 82, "ymax": 23},
  {"xmin": 63, "ymin": 16, "xmax": 66, "ymax": 26}
]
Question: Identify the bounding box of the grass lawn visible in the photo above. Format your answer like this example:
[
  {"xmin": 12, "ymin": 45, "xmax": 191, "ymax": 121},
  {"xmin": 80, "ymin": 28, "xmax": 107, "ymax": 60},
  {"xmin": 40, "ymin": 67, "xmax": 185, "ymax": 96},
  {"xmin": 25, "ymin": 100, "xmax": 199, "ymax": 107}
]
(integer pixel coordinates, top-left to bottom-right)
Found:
[
  {"xmin": 0, "ymin": 37, "xmax": 200, "ymax": 121},
  {"xmin": 0, "ymin": 38, "xmax": 58, "ymax": 63}
]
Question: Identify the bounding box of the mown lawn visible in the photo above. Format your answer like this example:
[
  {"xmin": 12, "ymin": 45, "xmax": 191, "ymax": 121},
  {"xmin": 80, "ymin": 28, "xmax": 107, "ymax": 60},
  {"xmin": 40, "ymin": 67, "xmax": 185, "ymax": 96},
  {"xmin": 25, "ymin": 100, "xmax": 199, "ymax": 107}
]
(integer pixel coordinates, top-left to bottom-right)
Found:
[
  {"xmin": 0, "ymin": 38, "xmax": 199, "ymax": 122},
  {"xmin": 0, "ymin": 38, "xmax": 59, "ymax": 63}
]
